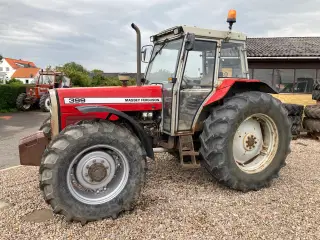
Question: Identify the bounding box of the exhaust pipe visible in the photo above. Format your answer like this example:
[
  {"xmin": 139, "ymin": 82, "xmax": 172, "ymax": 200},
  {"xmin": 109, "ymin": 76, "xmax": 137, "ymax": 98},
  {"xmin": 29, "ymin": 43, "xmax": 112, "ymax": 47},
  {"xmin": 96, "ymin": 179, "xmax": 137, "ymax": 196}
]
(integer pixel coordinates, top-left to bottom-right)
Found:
[{"xmin": 131, "ymin": 23, "xmax": 141, "ymax": 86}]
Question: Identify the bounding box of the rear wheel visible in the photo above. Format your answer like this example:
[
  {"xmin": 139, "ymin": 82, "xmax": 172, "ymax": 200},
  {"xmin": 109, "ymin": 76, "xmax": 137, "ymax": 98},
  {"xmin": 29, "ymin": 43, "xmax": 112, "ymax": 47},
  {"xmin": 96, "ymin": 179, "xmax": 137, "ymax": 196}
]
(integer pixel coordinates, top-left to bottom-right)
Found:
[
  {"xmin": 304, "ymin": 105, "xmax": 320, "ymax": 119},
  {"xmin": 39, "ymin": 120, "xmax": 146, "ymax": 224},
  {"xmin": 16, "ymin": 93, "xmax": 32, "ymax": 111},
  {"xmin": 200, "ymin": 91, "xmax": 291, "ymax": 192},
  {"xmin": 40, "ymin": 93, "xmax": 50, "ymax": 112}
]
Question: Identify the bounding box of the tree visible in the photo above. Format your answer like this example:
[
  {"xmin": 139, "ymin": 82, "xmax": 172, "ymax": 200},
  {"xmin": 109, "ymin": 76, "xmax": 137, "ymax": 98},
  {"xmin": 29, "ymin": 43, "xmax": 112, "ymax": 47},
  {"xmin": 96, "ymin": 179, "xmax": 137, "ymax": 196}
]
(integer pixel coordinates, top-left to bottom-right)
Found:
[
  {"xmin": 91, "ymin": 69, "xmax": 105, "ymax": 86},
  {"xmin": 58, "ymin": 62, "xmax": 91, "ymax": 87}
]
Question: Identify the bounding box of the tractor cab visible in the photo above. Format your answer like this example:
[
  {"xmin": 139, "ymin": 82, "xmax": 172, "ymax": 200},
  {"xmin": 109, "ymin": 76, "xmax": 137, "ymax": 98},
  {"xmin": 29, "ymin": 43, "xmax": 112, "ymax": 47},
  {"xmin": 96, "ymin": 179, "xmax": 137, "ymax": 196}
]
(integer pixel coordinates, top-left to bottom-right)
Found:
[
  {"xmin": 36, "ymin": 70, "xmax": 71, "ymax": 89},
  {"xmin": 140, "ymin": 10, "xmax": 248, "ymax": 134}
]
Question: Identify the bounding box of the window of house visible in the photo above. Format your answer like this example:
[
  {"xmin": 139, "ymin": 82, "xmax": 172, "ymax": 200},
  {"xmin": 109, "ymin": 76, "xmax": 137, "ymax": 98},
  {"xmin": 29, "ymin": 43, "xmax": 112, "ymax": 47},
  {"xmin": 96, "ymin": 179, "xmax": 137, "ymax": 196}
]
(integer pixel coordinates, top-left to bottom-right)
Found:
[
  {"xmin": 6, "ymin": 67, "xmax": 9, "ymax": 71},
  {"xmin": 25, "ymin": 80, "xmax": 29, "ymax": 84},
  {"xmin": 294, "ymin": 69, "xmax": 316, "ymax": 93},
  {"xmin": 273, "ymin": 69, "xmax": 295, "ymax": 93},
  {"xmin": 252, "ymin": 69, "xmax": 273, "ymax": 86},
  {"xmin": 0, "ymin": 67, "xmax": 3, "ymax": 72}
]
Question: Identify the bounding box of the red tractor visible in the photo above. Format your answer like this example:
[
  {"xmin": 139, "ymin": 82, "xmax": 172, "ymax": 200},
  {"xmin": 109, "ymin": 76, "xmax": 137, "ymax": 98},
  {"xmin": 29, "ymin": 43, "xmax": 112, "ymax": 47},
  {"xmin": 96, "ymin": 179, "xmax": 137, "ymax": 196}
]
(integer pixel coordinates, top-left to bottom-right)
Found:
[
  {"xmin": 19, "ymin": 10, "xmax": 291, "ymax": 224},
  {"xmin": 16, "ymin": 70, "xmax": 71, "ymax": 112}
]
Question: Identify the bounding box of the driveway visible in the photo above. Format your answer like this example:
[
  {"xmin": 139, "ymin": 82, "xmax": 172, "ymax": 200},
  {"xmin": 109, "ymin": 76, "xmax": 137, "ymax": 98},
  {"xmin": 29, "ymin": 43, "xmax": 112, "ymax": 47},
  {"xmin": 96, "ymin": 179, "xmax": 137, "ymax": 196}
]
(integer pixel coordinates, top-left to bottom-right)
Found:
[{"xmin": 0, "ymin": 111, "xmax": 49, "ymax": 169}]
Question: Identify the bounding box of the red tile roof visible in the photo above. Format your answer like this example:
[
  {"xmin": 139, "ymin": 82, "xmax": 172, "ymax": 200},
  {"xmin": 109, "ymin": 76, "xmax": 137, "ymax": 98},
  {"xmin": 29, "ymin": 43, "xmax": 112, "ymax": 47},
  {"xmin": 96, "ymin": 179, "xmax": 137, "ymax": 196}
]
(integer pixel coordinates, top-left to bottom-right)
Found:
[
  {"xmin": 4, "ymin": 58, "xmax": 37, "ymax": 69},
  {"xmin": 12, "ymin": 68, "xmax": 40, "ymax": 78}
]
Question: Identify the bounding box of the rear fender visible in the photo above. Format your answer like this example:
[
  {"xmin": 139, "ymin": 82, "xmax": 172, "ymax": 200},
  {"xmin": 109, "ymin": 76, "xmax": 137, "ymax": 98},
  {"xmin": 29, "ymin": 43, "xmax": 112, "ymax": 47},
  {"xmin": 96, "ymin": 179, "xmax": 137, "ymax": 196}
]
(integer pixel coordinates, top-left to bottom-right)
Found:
[
  {"xmin": 76, "ymin": 105, "xmax": 154, "ymax": 159},
  {"xmin": 204, "ymin": 79, "xmax": 278, "ymax": 106}
]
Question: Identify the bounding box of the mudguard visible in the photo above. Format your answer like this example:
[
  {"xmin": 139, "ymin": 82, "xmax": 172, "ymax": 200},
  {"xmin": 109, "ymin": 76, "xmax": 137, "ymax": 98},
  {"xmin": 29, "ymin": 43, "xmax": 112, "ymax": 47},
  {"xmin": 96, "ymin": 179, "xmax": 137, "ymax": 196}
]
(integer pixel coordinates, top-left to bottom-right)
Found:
[
  {"xmin": 76, "ymin": 105, "xmax": 154, "ymax": 159},
  {"xmin": 204, "ymin": 79, "xmax": 278, "ymax": 106}
]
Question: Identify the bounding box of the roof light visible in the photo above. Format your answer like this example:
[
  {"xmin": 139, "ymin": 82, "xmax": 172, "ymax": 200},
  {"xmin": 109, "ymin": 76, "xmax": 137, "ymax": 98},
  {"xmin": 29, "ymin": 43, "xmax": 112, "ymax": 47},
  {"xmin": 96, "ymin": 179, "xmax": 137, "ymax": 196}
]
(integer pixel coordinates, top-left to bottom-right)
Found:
[
  {"xmin": 227, "ymin": 9, "xmax": 237, "ymax": 31},
  {"xmin": 227, "ymin": 9, "xmax": 237, "ymax": 23}
]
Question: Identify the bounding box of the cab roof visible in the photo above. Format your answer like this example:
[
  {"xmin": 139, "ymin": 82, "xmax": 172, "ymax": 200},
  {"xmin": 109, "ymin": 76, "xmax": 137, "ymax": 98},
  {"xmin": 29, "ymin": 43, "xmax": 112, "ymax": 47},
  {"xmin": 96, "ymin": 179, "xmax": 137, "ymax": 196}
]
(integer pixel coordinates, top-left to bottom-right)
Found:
[{"xmin": 151, "ymin": 25, "xmax": 247, "ymax": 42}]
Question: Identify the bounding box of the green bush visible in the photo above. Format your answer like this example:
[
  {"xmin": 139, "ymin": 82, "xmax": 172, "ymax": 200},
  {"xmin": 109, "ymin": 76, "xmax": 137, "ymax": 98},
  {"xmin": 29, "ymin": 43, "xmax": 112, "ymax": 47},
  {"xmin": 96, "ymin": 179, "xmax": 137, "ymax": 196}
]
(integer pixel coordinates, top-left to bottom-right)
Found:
[{"xmin": 0, "ymin": 84, "xmax": 29, "ymax": 111}]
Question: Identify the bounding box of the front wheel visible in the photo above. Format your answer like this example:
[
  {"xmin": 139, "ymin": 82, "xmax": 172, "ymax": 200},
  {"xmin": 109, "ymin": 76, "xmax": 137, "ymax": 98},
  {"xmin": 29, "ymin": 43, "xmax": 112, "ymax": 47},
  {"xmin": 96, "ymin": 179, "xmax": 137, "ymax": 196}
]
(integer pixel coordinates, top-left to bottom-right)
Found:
[
  {"xmin": 199, "ymin": 91, "xmax": 291, "ymax": 192},
  {"xmin": 39, "ymin": 120, "xmax": 146, "ymax": 224}
]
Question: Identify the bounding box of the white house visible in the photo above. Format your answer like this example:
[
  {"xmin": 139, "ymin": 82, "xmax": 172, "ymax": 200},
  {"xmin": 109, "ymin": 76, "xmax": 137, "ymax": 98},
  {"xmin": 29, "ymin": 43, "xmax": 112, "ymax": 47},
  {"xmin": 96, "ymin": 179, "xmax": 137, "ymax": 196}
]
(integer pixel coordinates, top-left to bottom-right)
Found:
[
  {"xmin": 0, "ymin": 58, "xmax": 38, "ymax": 84},
  {"xmin": 11, "ymin": 67, "xmax": 40, "ymax": 84}
]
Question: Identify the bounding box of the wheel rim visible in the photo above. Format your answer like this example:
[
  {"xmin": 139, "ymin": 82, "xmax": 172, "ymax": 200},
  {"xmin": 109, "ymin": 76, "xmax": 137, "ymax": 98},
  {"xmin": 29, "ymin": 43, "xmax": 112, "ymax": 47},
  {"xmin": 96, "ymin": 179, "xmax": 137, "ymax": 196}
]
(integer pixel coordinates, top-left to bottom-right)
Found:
[
  {"xmin": 45, "ymin": 98, "xmax": 51, "ymax": 110},
  {"xmin": 67, "ymin": 144, "xmax": 129, "ymax": 205},
  {"xmin": 232, "ymin": 113, "xmax": 279, "ymax": 174}
]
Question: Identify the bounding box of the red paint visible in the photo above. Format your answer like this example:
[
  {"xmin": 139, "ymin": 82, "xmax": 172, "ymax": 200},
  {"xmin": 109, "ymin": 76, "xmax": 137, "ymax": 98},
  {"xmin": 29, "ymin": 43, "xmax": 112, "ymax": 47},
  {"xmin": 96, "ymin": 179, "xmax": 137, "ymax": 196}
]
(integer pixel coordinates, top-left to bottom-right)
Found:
[
  {"xmin": 0, "ymin": 116, "xmax": 12, "ymax": 120},
  {"xmin": 57, "ymin": 85, "xmax": 162, "ymax": 129},
  {"xmin": 204, "ymin": 79, "xmax": 260, "ymax": 106}
]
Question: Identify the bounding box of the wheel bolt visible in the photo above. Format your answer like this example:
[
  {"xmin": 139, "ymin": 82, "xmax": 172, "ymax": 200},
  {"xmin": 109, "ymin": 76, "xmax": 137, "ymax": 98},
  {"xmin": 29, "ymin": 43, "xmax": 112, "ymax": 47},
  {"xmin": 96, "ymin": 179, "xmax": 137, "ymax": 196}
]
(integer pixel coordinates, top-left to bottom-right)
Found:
[{"xmin": 86, "ymin": 165, "xmax": 90, "ymax": 169}]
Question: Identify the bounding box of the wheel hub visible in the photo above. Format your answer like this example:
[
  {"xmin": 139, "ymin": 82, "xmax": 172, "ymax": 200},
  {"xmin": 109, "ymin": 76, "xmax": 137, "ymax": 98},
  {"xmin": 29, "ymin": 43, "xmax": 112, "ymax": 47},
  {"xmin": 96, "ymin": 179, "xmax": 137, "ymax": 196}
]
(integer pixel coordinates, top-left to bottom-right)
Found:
[
  {"xmin": 233, "ymin": 114, "xmax": 279, "ymax": 174},
  {"xmin": 244, "ymin": 134, "xmax": 258, "ymax": 151},
  {"xmin": 88, "ymin": 163, "xmax": 108, "ymax": 182},
  {"xmin": 76, "ymin": 151, "xmax": 116, "ymax": 190}
]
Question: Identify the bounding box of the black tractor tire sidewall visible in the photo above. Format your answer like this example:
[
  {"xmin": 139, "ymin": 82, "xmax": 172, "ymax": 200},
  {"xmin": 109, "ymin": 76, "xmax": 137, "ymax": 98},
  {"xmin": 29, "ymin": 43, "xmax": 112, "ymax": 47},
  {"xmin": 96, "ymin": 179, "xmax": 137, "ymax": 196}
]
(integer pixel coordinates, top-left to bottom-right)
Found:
[
  {"xmin": 40, "ymin": 93, "xmax": 50, "ymax": 112},
  {"xmin": 312, "ymin": 90, "xmax": 320, "ymax": 101},
  {"xmin": 39, "ymin": 121, "xmax": 146, "ymax": 222},
  {"xmin": 283, "ymin": 103, "xmax": 304, "ymax": 116},
  {"xmin": 304, "ymin": 105, "xmax": 320, "ymax": 119},
  {"xmin": 303, "ymin": 118, "xmax": 320, "ymax": 132},
  {"xmin": 200, "ymin": 91, "xmax": 291, "ymax": 190},
  {"xmin": 288, "ymin": 115, "xmax": 302, "ymax": 125}
]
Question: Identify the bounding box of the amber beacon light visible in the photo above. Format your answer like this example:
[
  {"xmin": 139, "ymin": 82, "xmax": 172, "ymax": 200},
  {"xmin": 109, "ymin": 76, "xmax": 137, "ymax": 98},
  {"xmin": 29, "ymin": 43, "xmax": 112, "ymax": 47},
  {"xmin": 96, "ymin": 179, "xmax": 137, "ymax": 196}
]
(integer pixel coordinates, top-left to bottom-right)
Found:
[{"xmin": 227, "ymin": 9, "xmax": 237, "ymax": 30}]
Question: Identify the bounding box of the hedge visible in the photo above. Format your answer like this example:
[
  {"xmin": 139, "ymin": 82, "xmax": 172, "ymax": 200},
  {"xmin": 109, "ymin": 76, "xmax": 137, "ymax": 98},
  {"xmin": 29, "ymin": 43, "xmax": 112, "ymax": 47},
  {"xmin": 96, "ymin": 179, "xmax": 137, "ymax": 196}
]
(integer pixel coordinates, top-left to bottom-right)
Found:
[{"xmin": 0, "ymin": 84, "xmax": 32, "ymax": 111}]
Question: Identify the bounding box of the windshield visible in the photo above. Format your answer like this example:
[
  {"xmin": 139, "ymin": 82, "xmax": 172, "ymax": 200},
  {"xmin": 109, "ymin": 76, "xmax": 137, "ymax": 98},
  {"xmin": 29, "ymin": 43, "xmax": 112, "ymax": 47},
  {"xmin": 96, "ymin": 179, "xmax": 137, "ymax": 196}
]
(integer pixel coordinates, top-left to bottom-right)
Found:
[
  {"xmin": 145, "ymin": 38, "xmax": 183, "ymax": 84},
  {"xmin": 39, "ymin": 75, "xmax": 55, "ymax": 84}
]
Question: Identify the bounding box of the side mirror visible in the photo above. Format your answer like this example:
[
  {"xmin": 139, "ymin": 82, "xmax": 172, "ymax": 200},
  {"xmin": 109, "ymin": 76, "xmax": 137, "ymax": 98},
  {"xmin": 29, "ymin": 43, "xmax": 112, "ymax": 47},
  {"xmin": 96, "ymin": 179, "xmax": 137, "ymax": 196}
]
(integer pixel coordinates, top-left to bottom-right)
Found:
[
  {"xmin": 141, "ymin": 45, "xmax": 153, "ymax": 63},
  {"xmin": 185, "ymin": 33, "xmax": 195, "ymax": 51}
]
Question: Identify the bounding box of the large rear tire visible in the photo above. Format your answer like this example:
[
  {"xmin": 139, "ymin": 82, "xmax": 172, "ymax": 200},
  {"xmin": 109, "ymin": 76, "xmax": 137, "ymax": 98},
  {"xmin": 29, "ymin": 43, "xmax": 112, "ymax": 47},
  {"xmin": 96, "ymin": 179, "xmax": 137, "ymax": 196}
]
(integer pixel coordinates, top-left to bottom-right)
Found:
[
  {"xmin": 304, "ymin": 105, "xmax": 320, "ymax": 119},
  {"xmin": 16, "ymin": 93, "xmax": 32, "ymax": 111},
  {"xmin": 199, "ymin": 91, "xmax": 291, "ymax": 192},
  {"xmin": 312, "ymin": 90, "xmax": 320, "ymax": 101},
  {"xmin": 40, "ymin": 93, "xmax": 50, "ymax": 112},
  {"xmin": 39, "ymin": 120, "xmax": 146, "ymax": 224}
]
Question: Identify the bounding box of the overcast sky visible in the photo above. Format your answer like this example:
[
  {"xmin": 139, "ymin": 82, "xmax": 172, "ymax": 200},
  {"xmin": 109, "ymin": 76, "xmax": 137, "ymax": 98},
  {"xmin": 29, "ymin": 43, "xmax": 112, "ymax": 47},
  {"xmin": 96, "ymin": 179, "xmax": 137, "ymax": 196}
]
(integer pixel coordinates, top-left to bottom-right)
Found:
[{"xmin": 1, "ymin": 0, "xmax": 320, "ymax": 72}]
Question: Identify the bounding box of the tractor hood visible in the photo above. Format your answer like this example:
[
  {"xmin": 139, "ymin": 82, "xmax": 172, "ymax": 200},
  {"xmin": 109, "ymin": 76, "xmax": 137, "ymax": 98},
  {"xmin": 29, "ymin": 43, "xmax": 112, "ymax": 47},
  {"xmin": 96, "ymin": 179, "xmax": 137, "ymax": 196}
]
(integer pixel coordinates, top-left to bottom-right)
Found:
[{"xmin": 55, "ymin": 85, "xmax": 163, "ymax": 113}]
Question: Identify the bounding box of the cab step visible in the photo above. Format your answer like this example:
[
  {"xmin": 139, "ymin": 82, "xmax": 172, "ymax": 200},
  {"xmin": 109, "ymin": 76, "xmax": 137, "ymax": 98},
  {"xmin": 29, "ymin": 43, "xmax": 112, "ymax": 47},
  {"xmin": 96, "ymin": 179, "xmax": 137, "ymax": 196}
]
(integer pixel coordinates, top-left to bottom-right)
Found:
[{"xmin": 178, "ymin": 135, "xmax": 200, "ymax": 169}]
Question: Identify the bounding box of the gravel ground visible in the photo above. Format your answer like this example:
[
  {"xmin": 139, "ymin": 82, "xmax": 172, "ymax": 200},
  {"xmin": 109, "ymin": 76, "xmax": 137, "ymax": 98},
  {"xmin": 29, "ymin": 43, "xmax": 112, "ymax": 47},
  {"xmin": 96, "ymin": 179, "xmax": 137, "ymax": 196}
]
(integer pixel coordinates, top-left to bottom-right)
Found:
[{"xmin": 1, "ymin": 137, "xmax": 320, "ymax": 240}]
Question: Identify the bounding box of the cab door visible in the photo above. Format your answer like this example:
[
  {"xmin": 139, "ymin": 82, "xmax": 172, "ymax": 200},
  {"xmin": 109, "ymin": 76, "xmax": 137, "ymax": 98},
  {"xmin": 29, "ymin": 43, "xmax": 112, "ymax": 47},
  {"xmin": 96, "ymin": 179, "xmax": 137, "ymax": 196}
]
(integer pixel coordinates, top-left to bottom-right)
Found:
[{"xmin": 175, "ymin": 39, "xmax": 218, "ymax": 132}]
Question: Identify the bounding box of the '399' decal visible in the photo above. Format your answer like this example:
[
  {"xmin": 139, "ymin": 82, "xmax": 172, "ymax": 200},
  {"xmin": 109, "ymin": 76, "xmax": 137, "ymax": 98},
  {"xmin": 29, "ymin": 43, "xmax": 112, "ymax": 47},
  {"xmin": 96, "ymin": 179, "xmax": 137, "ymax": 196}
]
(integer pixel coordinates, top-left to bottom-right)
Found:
[{"xmin": 66, "ymin": 98, "xmax": 86, "ymax": 103}]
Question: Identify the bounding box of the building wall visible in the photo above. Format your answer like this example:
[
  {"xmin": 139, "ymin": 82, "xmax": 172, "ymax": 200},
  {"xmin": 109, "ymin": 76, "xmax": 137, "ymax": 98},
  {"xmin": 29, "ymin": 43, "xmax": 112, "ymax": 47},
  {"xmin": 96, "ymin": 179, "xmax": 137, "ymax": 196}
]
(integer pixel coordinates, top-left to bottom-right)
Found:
[
  {"xmin": 0, "ymin": 59, "xmax": 16, "ymax": 81},
  {"xmin": 15, "ymin": 77, "xmax": 36, "ymax": 84},
  {"xmin": 248, "ymin": 59, "xmax": 319, "ymax": 105}
]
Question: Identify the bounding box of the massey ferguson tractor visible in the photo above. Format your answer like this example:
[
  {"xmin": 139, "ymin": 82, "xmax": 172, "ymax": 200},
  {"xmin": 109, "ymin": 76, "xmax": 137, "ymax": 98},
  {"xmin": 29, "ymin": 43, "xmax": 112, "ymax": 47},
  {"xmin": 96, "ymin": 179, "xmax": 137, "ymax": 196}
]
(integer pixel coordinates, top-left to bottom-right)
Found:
[
  {"xmin": 19, "ymin": 10, "xmax": 291, "ymax": 224},
  {"xmin": 16, "ymin": 70, "xmax": 71, "ymax": 112}
]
